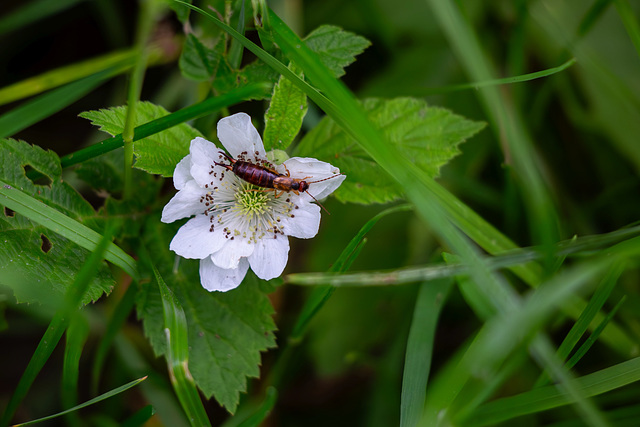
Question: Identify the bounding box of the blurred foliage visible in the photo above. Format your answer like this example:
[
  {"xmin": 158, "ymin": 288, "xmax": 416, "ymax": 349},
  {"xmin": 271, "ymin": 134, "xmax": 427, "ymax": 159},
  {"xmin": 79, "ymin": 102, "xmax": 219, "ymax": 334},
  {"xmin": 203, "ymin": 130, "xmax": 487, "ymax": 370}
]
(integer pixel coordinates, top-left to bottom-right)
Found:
[{"xmin": 1, "ymin": 0, "xmax": 640, "ymax": 426}]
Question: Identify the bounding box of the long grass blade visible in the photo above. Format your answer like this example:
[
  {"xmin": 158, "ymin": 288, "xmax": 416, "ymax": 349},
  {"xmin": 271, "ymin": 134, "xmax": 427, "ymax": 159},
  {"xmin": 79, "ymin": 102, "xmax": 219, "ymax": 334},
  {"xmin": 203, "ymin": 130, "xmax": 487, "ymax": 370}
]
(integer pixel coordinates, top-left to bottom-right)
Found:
[
  {"xmin": 59, "ymin": 83, "xmax": 269, "ymax": 169},
  {"xmin": 466, "ymin": 356, "xmax": 640, "ymax": 427},
  {"xmin": 0, "ymin": 180, "xmax": 138, "ymax": 280},
  {"xmin": 0, "ymin": 65, "xmax": 129, "ymax": 139},
  {"xmin": 614, "ymin": 0, "xmax": 640, "ymax": 58},
  {"xmin": 0, "ymin": 0, "xmax": 86, "ymax": 37},
  {"xmin": 400, "ymin": 279, "xmax": 453, "ymax": 427},
  {"xmin": 416, "ymin": 58, "xmax": 577, "ymax": 95},
  {"xmin": 12, "ymin": 376, "xmax": 148, "ymax": 427},
  {"xmin": 151, "ymin": 263, "xmax": 211, "ymax": 427},
  {"xmin": 61, "ymin": 315, "xmax": 90, "ymax": 427}
]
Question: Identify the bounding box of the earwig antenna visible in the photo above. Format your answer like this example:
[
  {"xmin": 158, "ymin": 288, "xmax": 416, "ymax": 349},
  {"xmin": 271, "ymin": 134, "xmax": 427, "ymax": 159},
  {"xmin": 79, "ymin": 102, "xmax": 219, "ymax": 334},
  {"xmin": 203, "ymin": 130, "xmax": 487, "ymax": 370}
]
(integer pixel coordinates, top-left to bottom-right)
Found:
[
  {"xmin": 214, "ymin": 150, "xmax": 235, "ymax": 170},
  {"xmin": 305, "ymin": 191, "xmax": 331, "ymax": 215},
  {"xmin": 308, "ymin": 173, "xmax": 343, "ymax": 184}
]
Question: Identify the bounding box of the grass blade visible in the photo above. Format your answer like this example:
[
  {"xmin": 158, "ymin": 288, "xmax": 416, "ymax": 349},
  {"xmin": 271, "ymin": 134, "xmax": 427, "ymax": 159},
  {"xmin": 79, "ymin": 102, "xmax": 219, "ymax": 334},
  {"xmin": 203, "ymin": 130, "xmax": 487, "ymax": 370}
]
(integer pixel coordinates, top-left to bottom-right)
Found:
[
  {"xmin": 416, "ymin": 58, "xmax": 577, "ymax": 95},
  {"xmin": 12, "ymin": 376, "xmax": 148, "ymax": 427},
  {"xmin": 400, "ymin": 279, "xmax": 453, "ymax": 427},
  {"xmin": 0, "ymin": 0, "xmax": 86, "ymax": 37},
  {"xmin": 151, "ymin": 263, "xmax": 211, "ymax": 427},
  {"xmin": 0, "ymin": 180, "xmax": 138, "ymax": 280},
  {"xmin": 0, "ymin": 65, "xmax": 129, "ymax": 139},
  {"xmin": 59, "ymin": 83, "xmax": 269, "ymax": 170},
  {"xmin": 91, "ymin": 283, "xmax": 138, "ymax": 394},
  {"xmin": 614, "ymin": 0, "xmax": 640, "ymax": 58},
  {"xmin": 61, "ymin": 315, "xmax": 90, "ymax": 427},
  {"xmin": 467, "ymin": 357, "xmax": 640, "ymax": 426}
]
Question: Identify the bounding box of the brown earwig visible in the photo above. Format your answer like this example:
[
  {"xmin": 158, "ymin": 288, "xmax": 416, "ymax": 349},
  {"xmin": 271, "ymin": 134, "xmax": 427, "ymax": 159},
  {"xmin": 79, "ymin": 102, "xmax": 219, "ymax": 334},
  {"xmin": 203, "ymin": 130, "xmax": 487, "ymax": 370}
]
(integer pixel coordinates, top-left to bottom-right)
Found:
[{"xmin": 214, "ymin": 151, "xmax": 341, "ymax": 213}]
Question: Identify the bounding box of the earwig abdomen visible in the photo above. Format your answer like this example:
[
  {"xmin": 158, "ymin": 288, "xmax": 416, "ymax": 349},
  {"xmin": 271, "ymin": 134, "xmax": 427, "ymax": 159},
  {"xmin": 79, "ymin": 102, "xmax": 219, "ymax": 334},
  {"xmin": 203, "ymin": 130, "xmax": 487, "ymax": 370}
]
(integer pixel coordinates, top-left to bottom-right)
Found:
[{"xmin": 232, "ymin": 161, "xmax": 277, "ymax": 189}]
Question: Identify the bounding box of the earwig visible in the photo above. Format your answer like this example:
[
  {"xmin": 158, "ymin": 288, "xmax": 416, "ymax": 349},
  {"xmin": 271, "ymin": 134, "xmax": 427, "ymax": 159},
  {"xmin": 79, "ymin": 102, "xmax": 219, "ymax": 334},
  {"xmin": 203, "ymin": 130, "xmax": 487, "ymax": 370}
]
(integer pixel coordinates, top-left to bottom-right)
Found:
[{"xmin": 215, "ymin": 151, "xmax": 341, "ymax": 214}]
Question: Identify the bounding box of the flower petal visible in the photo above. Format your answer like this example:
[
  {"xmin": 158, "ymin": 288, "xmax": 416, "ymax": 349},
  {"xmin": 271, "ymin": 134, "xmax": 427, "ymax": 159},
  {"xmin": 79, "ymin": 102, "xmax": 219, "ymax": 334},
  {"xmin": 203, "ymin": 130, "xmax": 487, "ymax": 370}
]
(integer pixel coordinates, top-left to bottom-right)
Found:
[
  {"xmin": 217, "ymin": 113, "xmax": 266, "ymax": 161},
  {"xmin": 280, "ymin": 201, "xmax": 321, "ymax": 239},
  {"xmin": 189, "ymin": 137, "xmax": 222, "ymax": 187},
  {"xmin": 169, "ymin": 214, "xmax": 225, "ymax": 259},
  {"xmin": 248, "ymin": 236, "xmax": 290, "ymax": 280},
  {"xmin": 161, "ymin": 180, "xmax": 210, "ymax": 223},
  {"xmin": 199, "ymin": 256, "xmax": 249, "ymax": 292},
  {"xmin": 173, "ymin": 154, "xmax": 192, "ymax": 190},
  {"xmin": 210, "ymin": 237, "xmax": 255, "ymax": 269},
  {"xmin": 282, "ymin": 157, "xmax": 345, "ymax": 200}
]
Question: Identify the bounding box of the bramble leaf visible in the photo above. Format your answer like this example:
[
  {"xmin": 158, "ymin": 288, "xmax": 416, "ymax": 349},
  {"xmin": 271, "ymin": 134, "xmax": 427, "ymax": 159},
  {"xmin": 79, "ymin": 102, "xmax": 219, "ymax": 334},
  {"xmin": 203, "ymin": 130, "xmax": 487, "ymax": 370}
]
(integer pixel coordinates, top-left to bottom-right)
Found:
[
  {"xmin": 295, "ymin": 98, "xmax": 485, "ymax": 204},
  {"xmin": 304, "ymin": 25, "xmax": 371, "ymax": 78},
  {"xmin": 137, "ymin": 220, "xmax": 277, "ymax": 413},
  {"xmin": 0, "ymin": 139, "xmax": 114, "ymax": 305},
  {"xmin": 263, "ymin": 64, "xmax": 307, "ymax": 151},
  {"xmin": 80, "ymin": 102, "xmax": 203, "ymax": 177}
]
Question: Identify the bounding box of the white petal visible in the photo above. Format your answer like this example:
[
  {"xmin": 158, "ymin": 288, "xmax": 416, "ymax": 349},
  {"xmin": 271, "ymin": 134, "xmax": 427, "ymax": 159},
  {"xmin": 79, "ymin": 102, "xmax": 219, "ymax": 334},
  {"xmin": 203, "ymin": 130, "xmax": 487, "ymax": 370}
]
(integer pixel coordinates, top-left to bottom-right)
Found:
[
  {"xmin": 169, "ymin": 214, "xmax": 226, "ymax": 259},
  {"xmin": 280, "ymin": 201, "xmax": 321, "ymax": 239},
  {"xmin": 210, "ymin": 238, "xmax": 255, "ymax": 269},
  {"xmin": 173, "ymin": 154, "xmax": 192, "ymax": 190},
  {"xmin": 199, "ymin": 256, "xmax": 249, "ymax": 292},
  {"xmin": 248, "ymin": 236, "xmax": 289, "ymax": 280},
  {"xmin": 189, "ymin": 137, "xmax": 222, "ymax": 187},
  {"xmin": 217, "ymin": 113, "xmax": 266, "ymax": 161},
  {"xmin": 161, "ymin": 180, "xmax": 209, "ymax": 223},
  {"xmin": 282, "ymin": 157, "xmax": 345, "ymax": 200}
]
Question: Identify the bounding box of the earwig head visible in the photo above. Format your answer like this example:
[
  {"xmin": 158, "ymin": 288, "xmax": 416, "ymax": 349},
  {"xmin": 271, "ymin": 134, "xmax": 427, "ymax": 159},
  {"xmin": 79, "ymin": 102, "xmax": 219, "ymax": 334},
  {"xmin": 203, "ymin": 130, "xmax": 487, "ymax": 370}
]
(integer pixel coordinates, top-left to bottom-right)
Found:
[{"xmin": 297, "ymin": 181, "xmax": 309, "ymax": 193}]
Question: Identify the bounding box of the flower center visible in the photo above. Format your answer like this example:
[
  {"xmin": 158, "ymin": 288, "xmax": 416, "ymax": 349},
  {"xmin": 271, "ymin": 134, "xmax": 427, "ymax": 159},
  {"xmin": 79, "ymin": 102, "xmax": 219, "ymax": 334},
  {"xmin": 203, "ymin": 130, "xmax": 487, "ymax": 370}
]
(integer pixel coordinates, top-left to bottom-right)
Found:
[{"xmin": 233, "ymin": 183, "xmax": 270, "ymax": 219}]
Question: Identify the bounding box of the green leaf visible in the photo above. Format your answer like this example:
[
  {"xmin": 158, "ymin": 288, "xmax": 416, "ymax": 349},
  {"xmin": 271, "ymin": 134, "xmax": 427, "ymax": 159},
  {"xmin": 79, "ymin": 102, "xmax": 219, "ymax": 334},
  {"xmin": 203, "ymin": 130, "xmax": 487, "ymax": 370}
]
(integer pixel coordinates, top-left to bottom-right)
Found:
[
  {"xmin": 80, "ymin": 102, "xmax": 203, "ymax": 177},
  {"xmin": 179, "ymin": 34, "xmax": 238, "ymax": 93},
  {"xmin": 304, "ymin": 25, "xmax": 371, "ymax": 78},
  {"xmin": 137, "ymin": 221, "xmax": 277, "ymax": 413},
  {"xmin": 295, "ymin": 98, "xmax": 485, "ymax": 204},
  {"xmin": 0, "ymin": 139, "xmax": 115, "ymax": 305},
  {"xmin": 263, "ymin": 64, "xmax": 308, "ymax": 151}
]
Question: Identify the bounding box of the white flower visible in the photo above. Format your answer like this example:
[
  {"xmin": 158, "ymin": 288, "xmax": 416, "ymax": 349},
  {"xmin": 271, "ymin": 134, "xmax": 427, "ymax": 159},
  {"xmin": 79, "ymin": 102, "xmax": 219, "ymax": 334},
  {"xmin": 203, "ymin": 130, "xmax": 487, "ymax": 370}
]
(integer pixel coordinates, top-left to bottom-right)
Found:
[{"xmin": 161, "ymin": 113, "xmax": 345, "ymax": 292}]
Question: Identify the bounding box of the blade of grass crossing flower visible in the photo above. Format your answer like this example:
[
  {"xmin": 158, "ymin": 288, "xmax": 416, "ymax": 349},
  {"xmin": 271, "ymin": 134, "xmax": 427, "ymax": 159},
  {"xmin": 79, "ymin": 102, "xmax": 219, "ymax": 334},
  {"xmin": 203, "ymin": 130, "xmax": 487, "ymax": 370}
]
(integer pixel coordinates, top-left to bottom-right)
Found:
[
  {"xmin": 62, "ymin": 315, "xmax": 90, "ymax": 427},
  {"xmin": 0, "ymin": 227, "xmax": 116, "ymax": 427},
  {"xmin": 565, "ymin": 296, "xmax": 627, "ymax": 371},
  {"xmin": 614, "ymin": 0, "xmax": 640, "ymax": 58},
  {"xmin": 12, "ymin": 377, "xmax": 148, "ymax": 427},
  {"xmin": 0, "ymin": 180, "xmax": 138, "ymax": 280},
  {"xmin": 0, "ymin": 65, "xmax": 128, "ymax": 139},
  {"xmin": 59, "ymin": 83, "xmax": 268, "ymax": 169},
  {"xmin": 259, "ymin": 15, "xmax": 620, "ymax": 425},
  {"xmin": 151, "ymin": 264, "xmax": 211, "ymax": 427},
  {"xmin": 400, "ymin": 279, "xmax": 453, "ymax": 427},
  {"xmin": 91, "ymin": 283, "xmax": 138, "ymax": 394},
  {"xmin": 535, "ymin": 262, "xmax": 624, "ymax": 387},
  {"xmin": 261, "ymin": 1, "xmax": 637, "ymax": 359},
  {"xmin": 121, "ymin": 405, "xmax": 156, "ymax": 427},
  {"xmin": 465, "ymin": 357, "xmax": 640, "ymax": 427}
]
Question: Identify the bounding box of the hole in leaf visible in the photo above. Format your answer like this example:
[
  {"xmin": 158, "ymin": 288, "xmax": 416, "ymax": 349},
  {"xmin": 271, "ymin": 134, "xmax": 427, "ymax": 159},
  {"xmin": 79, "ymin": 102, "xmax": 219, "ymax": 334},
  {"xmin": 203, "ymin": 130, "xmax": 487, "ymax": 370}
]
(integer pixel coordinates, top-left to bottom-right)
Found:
[
  {"xmin": 40, "ymin": 234, "xmax": 52, "ymax": 253},
  {"xmin": 4, "ymin": 207, "xmax": 14, "ymax": 217},
  {"xmin": 24, "ymin": 165, "xmax": 52, "ymax": 187}
]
